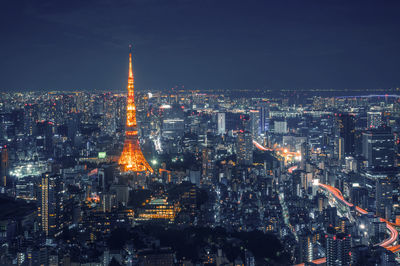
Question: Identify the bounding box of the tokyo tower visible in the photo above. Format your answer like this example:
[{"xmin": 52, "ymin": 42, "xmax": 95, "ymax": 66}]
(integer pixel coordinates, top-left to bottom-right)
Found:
[{"xmin": 118, "ymin": 46, "xmax": 153, "ymax": 173}]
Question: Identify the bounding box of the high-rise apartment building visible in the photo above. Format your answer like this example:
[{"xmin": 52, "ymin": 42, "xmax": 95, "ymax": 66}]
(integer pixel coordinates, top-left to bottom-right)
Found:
[
  {"xmin": 40, "ymin": 173, "xmax": 58, "ymax": 236},
  {"xmin": 39, "ymin": 173, "xmax": 64, "ymax": 237},
  {"xmin": 326, "ymin": 229, "xmax": 351, "ymax": 266}
]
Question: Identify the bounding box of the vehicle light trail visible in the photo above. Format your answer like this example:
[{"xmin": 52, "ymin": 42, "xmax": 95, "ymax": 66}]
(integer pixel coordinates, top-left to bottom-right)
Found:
[
  {"xmin": 255, "ymin": 140, "xmax": 400, "ymax": 259},
  {"xmin": 253, "ymin": 140, "xmax": 301, "ymax": 165},
  {"xmin": 252, "ymin": 140, "xmax": 273, "ymax": 151},
  {"xmin": 318, "ymin": 183, "xmax": 398, "ymax": 249},
  {"xmin": 294, "ymin": 257, "xmax": 326, "ymax": 266},
  {"xmin": 288, "ymin": 165, "xmax": 297, "ymax": 173}
]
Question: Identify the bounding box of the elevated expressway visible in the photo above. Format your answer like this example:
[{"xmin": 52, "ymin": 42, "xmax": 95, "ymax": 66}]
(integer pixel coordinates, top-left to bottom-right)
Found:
[
  {"xmin": 318, "ymin": 183, "xmax": 398, "ymax": 249},
  {"xmin": 253, "ymin": 139, "xmax": 400, "ymax": 263}
]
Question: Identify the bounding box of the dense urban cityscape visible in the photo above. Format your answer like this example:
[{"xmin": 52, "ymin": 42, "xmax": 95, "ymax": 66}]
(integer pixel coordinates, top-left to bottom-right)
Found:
[
  {"xmin": 2, "ymin": 1, "xmax": 400, "ymax": 266},
  {"xmin": 1, "ymin": 48, "xmax": 400, "ymax": 265}
]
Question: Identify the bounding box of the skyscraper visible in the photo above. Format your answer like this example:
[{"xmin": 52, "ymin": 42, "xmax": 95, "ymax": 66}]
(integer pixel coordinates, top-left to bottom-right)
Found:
[
  {"xmin": 249, "ymin": 110, "xmax": 260, "ymax": 137},
  {"xmin": 118, "ymin": 46, "xmax": 153, "ymax": 173},
  {"xmin": 217, "ymin": 112, "xmax": 226, "ymax": 135},
  {"xmin": 40, "ymin": 175, "xmax": 49, "ymax": 236},
  {"xmin": 362, "ymin": 127, "xmax": 395, "ymax": 170},
  {"xmin": 300, "ymin": 141, "xmax": 309, "ymax": 170},
  {"xmin": 376, "ymin": 177, "xmax": 393, "ymax": 219},
  {"xmin": 202, "ymin": 133, "xmax": 215, "ymax": 184},
  {"xmin": 34, "ymin": 121, "xmax": 54, "ymax": 158},
  {"xmin": 337, "ymin": 113, "xmax": 355, "ymax": 155},
  {"xmin": 237, "ymin": 131, "xmax": 253, "ymax": 165},
  {"xmin": 259, "ymin": 106, "xmax": 269, "ymax": 134},
  {"xmin": 40, "ymin": 173, "xmax": 58, "ymax": 237}
]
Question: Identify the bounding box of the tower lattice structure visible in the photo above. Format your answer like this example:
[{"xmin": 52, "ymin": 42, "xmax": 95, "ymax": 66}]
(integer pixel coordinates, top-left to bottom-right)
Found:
[{"xmin": 118, "ymin": 47, "xmax": 153, "ymax": 173}]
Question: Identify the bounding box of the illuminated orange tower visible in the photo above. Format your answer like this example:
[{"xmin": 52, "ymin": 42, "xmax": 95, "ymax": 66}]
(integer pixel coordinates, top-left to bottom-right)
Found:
[{"xmin": 118, "ymin": 46, "xmax": 153, "ymax": 173}]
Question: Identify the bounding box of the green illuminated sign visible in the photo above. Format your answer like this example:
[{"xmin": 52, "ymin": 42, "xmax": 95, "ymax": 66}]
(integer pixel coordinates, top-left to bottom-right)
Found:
[{"xmin": 98, "ymin": 152, "xmax": 106, "ymax": 159}]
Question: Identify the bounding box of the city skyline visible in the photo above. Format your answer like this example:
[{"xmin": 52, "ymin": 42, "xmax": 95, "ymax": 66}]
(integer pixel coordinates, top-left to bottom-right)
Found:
[
  {"xmin": 2, "ymin": 1, "xmax": 400, "ymax": 265},
  {"xmin": 1, "ymin": 0, "xmax": 400, "ymax": 90}
]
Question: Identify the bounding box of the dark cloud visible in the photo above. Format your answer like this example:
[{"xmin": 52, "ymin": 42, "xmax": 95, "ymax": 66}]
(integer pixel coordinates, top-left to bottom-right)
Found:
[{"xmin": 1, "ymin": 0, "xmax": 400, "ymax": 90}]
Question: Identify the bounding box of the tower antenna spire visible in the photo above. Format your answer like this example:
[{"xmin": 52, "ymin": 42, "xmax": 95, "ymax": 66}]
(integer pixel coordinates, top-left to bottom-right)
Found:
[{"xmin": 128, "ymin": 44, "xmax": 133, "ymax": 80}]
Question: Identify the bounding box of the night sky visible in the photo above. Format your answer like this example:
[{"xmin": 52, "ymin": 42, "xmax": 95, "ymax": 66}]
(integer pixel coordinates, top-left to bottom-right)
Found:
[{"xmin": 1, "ymin": 0, "xmax": 400, "ymax": 91}]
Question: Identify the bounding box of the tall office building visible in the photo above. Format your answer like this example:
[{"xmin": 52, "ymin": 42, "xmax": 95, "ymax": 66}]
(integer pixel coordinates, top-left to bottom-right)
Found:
[
  {"xmin": 24, "ymin": 104, "xmax": 38, "ymax": 136},
  {"xmin": 67, "ymin": 113, "xmax": 80, "ymax": 141},
  {"xmin": 240, "ymin": 114, "xmax": 251, "ymax": 132},
  {"xmin": 336, "ymin": 113, "xmax": 355, "ymax": 155},
  {"xmin": 237, "ymin": 131, "xmax": 253, "ymax": 165},
  {"xmin": 201, "ymin": 148, "xmax": 214, "ymax": 185},
  {"xmin": 162, "ymin": 104, "xmax": 185, "ymax": 138},
  {"xmin": 249, "ymin": 110, "xmax": 260, "ymax": 137},
  {"xmin": 376, "ymin": 177, "xmax": 393, "ymax": 219},
  {"xmin": 217, "ymin": 112, "xmax": 226, "ymax": 135},
  {"xmin": 34, "ymin": 121, "xmax": 54, "ymax": 158},
  {"xmin": 11, "ymin": 109, "xmax": 24, "ymax": 136},
  {"xmin": 367, "ymin": 111, "xmax": 383, "ymax": 129},
  {"xmin": 299, "ymin": 141, "xmax": 309, "ymax": 170},
  {"xmin": 259, "ymin": 106, "xmax": 269, "ymax": 134},
  {"xmin": 362, "ymin": 128, "xmax": 395, "ymax": 170}
]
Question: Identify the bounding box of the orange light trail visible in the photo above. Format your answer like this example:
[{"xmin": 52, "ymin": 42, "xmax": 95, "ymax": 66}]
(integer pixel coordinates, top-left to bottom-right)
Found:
[
  {"xmin": 254, "ymin": 138, "xmax": 400, "ymax": 254},
  {"xmin": 294, "ymin": 257, "xmax": 326, "ymax": 266},
  {"xmin": 253, "ymin": 140, "xmax": 272, "ymax": 151},
  {"xmin": 318, "ymin": 183, "xmax": 398, "ymax": 249},
  {"xmin": 288, "ymin": 165, "xmax": 297, "ymax": 173},
  {"xmin": 253, "ymin": 140, "xmax": 300, "ymax": 158}
]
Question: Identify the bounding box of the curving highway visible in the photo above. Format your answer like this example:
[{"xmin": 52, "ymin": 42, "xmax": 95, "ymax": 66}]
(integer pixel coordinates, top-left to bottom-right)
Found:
[
  {"xmin": 253, "ymin": 140, "xmax": 400, "ymax": 263},
  {"xmin": 318, "ymin": 183, "xmax": 398, "ymax": 248}
]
